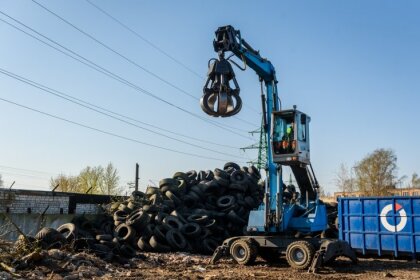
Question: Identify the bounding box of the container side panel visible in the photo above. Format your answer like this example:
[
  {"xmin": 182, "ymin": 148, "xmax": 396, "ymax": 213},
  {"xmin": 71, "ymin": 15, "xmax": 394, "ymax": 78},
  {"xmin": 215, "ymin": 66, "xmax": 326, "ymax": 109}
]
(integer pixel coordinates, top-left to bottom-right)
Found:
[
  {"xmin": 414, "ymin": 217, "xmax": 420, "ymax": 233},
  {"xmin": 365, "ymin": 234, "xmax": 379, "ymax": 250},
  {"xmin": 381, "ymin": 235, "xmax": 395, "ymax": 251},
  {"xmin": 349, "ymin": 200, "xmax": 362, "ymax": 214},
  {"xmin": 350, "ymin": 233, "xmax": 363, "ymax": 249},
  {"xmin": 350, "ymin": 216, "xmax": 363, "ymax": 231},
  {"xmin": 397, "ymin": 235, "xmax": 413, "ymax": 252}
]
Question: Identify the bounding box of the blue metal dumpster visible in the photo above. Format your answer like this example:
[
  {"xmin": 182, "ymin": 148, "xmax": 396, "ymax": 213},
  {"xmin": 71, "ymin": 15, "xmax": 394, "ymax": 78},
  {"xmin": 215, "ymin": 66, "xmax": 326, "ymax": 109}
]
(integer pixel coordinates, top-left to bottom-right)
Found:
[{"xmin": 338, "ymin": 196, "xmax": 420, "ymax": 257}]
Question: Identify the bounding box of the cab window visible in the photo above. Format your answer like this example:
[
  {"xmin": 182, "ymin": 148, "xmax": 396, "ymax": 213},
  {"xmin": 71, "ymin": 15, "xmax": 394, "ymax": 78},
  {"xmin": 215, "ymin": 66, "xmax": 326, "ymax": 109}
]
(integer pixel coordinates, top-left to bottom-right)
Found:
[{"xmin": 298, "ymin": 114, "xmax": 306, "ymax": 141}]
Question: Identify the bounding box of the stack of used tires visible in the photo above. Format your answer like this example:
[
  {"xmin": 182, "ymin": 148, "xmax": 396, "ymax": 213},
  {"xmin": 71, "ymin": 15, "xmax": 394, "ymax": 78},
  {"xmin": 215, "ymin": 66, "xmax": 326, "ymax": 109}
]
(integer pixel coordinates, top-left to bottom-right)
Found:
[
  {"xmin": 111, "ymin": 162, "xmax": 263, "ymax": 255},
  {"xmin": 33, "ymin": 162, "xmax": 263, "ymax": 259},
  {"xmin": 32, "ymin": 215, "xmax": 136, "ymax": 261}
]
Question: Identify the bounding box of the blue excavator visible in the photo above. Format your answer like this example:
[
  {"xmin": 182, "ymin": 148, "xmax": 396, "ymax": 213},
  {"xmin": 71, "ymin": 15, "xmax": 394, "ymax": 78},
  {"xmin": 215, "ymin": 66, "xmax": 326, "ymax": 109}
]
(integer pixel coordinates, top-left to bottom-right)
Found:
[{"xmin": 200, "ymin": 25, "xmax": 356, "ymax": 271}]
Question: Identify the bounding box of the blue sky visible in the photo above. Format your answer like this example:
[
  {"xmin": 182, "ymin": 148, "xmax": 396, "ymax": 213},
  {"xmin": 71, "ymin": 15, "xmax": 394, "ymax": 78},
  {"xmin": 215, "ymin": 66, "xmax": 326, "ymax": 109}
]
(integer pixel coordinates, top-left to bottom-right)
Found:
[{"xmin": 0, "ymin": 0, "xmax": 419, "ymax": 194}]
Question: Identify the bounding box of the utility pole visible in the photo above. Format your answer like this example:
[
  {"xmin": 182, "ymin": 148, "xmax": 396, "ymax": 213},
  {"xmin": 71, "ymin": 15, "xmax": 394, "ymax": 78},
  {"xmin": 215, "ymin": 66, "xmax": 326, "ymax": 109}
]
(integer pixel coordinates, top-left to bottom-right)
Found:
[
  {"xmin": 135, "ymin": 163, "xmax": 139, "ymax": 192},
  {"xmin": 241, "ymin": 117, "xmax": 267, "ymax": 170}
]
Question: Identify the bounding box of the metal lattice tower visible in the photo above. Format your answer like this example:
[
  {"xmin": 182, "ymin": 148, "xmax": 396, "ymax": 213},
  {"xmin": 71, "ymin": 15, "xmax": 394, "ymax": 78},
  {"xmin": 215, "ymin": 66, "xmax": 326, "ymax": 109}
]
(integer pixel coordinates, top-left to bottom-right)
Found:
[{"xmin": 241, "ymin": 117, "xmax": 267, "ymax": 170}]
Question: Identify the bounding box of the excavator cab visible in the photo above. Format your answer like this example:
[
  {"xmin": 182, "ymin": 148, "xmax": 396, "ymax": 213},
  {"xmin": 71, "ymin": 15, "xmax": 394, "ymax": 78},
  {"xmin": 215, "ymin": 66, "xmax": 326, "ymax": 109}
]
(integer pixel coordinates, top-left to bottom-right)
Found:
[{"xmin": 272, "ymin": 108, "xmax": 310, "ymax": 165}]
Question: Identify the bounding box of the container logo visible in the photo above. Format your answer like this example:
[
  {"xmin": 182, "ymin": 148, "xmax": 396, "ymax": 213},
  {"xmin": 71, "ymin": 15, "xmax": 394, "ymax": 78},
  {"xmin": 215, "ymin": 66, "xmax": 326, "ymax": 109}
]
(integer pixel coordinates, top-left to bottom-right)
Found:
[{"xmin": 380, "ymin": 203, "xmax": 407, "ymax": 232}]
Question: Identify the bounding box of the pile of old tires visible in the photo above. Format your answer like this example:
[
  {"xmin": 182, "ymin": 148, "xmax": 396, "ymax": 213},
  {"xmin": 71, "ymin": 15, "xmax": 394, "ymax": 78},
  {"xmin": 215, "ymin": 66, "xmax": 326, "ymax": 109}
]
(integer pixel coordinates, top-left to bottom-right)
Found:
[
  {"xmin": 111, "ymin": 162, "xmax": 263, "ymax": 255},
  {"xmin": 32, "ymin": 162, "xmax": 263, "ymax": 259},
  {"xmin": 32, "ymin": 214, "xmax": 132, "ymax": 261}
]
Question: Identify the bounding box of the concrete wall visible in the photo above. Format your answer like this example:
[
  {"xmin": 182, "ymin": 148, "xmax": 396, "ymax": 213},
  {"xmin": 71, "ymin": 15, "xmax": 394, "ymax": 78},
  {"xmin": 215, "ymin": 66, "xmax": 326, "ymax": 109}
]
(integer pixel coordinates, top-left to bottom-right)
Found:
[
  {"xmin": 0, "ymin": 213, "xmax": 75, "ymax": 241},
  {"xmin": 0, "ymin": 188, "xmax": 119, "ymax": 241},
  {"xmin": 0, "ymin": 190, "xmax": 69, "ymax": 214}
]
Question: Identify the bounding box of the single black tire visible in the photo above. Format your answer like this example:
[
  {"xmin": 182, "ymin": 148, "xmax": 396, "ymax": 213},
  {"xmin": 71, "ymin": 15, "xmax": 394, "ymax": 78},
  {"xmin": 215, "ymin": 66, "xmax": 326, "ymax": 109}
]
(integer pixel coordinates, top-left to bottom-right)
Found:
[
  {"xmin": 126, "ymin": 210, "xmax": 150, "ymax": 231},
  {"xmin": 159, "ymin": 178, "xmax": 178, "ymax": 189},
  {"xmin": 113, "ymin": 210, "xmax": 129, "ymax": 222},
  {"xmin": 57, "ymin": 223, "xmax": 77, "ymax": 242},
  {"xmin": 224, "ymin": 162, "xmax": 240, "ymax": 171},
  {"xmin": 173, "ymin": 171, "xmax": 189, "ymax": 182},
  {"xmin": 35, "ymin": 227, "xmax": 65, "ymax": 244},
  {"xmin": 149, "ymin": 235, "xmax": 171, "ymax": 252},
  {"xmin": 181, "ymin": 223, "xmax": 201, "ymax": 238},
  {"xmin": 285, "ymin": 241, "xmax": 315, "ymax": 270},
  {"xmin": 114, "ymin": 224, "xmax": 136, "ymax": 243},
  {"xmin": 187, "ymin": 214, "xmax": 209, "ymax": 225},
  {"xmin": 230, "ymin": 239, "xmax": 257, "ymax": 265},
  {"xmin": 217, "ymin": 195, "xmax": 236, "ymax": 209},
  {"xmin": 165, "ymin": 229, "xmax": 186, "ymax": 250},
  {"xmin": 230, "ymin": 170, "xmax": 248, "ymax": 185},
  {"xmin": 204, "ymin": 218, "xmax": 217, "ymax": 230},
  {"xmin": 163, "ymin": 216, "xmax": 183, "ymax": 229}
]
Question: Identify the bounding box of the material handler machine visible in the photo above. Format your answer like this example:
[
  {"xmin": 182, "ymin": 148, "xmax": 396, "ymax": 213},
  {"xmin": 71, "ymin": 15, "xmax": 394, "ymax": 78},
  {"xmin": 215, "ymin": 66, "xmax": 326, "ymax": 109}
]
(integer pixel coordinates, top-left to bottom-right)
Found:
[{"xmin": 200, "ymin": 25, "xmax": 356, "ymax": 271}]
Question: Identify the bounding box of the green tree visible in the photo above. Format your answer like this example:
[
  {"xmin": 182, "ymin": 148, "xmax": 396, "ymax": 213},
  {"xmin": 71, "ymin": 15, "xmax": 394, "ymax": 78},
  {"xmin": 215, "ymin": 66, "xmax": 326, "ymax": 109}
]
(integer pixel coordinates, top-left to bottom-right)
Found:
[
  {"xmin": 100, "ymin": 163, "xmax": 121, "ymax": 195},
  {"xmin": 50, "ymin": 163, "xmax": 121, "ymax": 195},
  {"xmin": 354, "ymin": 148, "xmax": 398, "ymax": 196},
  {"xmin": 79, "ymin": 166, "xmax": 104, "ymax": 194},
  {"xmin": 50, "ymin": 174, "xmax": 79, "ymax": 193},
  {"xmin": 0, "ymin": 174, "xmax": 3, "ymax": 187}
]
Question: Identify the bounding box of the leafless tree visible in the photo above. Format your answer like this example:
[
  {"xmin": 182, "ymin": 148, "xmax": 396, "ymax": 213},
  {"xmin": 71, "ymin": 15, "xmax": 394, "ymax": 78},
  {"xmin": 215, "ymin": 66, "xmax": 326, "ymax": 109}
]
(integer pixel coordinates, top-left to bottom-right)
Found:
[{"xmin": 334, "ymin": 163, "xmax": 355, "ymax": 194}]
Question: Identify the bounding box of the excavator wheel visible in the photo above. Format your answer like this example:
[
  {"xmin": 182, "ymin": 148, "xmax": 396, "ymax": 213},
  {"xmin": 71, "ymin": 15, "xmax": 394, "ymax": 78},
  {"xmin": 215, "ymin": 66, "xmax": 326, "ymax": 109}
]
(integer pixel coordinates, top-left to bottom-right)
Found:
[
  {"xmin": 286, "ymin": 240, "xmax": 315, "ymax": 270},
  {"xmin": 230, "ymin": 239, "xmax": 257, "ymax": 265}
]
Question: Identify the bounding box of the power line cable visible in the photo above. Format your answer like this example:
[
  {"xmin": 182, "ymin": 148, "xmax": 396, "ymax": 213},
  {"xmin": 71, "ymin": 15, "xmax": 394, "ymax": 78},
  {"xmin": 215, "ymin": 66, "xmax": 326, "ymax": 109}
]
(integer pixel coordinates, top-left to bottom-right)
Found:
[
  {"xmin": 2, "ymin": 180, "xmax": 48, "ymax": 190},
  {"xmin": 85, "ymin": 0, "xmax": 204, "ymax": 80},
  {"xmin": 84, "ymin": 0, "xmax": 261, "ymax": 117},
  {"xmin": 0, "ymin": 164, "xmax": 60, "ymax": 176},
  {"xmin": 31, "ymin": 0, "xmax": 257, "ymax": 129},
  {"xmin": 0, "ymin": 11, "xmax": 254, "ymax": 140},
  {"xmin": 0, "ymin": 171, "xmax": 52, "ymax": 180},
  {"xmin": 0, "ymin": 68, "xmax": 248, "ymax": 160},
  {"xmin": 0, "ymin": 67, "xmax": 238, "ymax": 149},
  {"xmin": 0, "ymin": 96, "xmax": 248, "ymax": 163}
]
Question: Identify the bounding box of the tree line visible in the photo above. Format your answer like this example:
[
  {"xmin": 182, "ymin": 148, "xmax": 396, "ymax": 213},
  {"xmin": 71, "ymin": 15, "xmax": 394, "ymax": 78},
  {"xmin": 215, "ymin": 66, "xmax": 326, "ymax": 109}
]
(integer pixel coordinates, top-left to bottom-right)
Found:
[
  {"xmin": 335, "ymin": 148, "xmax": 420, "ymax": 196},
  {"xmin": 49, "ymin": 162, "xmax": 122, "ymax": 195}
]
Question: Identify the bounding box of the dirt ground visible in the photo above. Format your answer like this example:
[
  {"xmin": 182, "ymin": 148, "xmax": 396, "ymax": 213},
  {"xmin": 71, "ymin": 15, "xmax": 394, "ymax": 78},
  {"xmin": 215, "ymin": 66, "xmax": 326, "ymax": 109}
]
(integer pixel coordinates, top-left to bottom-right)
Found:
[{"xmin": 6, "ymin": 252, "xmax": 419, "ymax": 280}]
